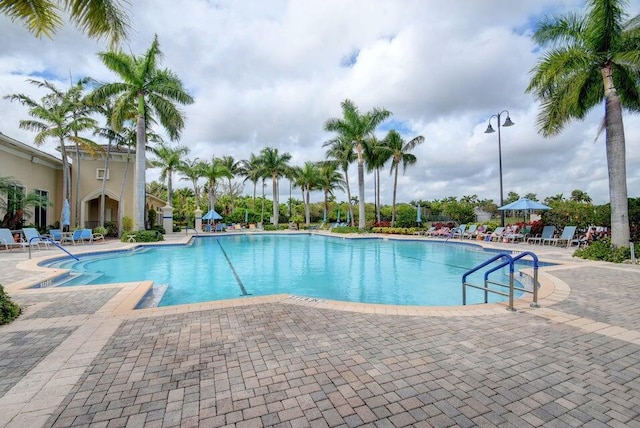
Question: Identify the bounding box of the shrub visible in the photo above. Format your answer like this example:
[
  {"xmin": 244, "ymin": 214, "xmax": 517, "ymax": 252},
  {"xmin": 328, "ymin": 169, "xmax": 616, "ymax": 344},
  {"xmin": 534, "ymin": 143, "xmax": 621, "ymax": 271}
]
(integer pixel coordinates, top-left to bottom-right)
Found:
[
  {"xmin": 93, "ymin": 226, "xmax": 107, "ymax": 237},
  {"xmin": 332, "ymin": 226, "xmax": 362, "ymax": 234},
  {"xmin": 0, "ymin": 284, "xmax": 21, "ymax": 325},
  {"xmin": 147, "ymin": 209, "xmax": 157, "ymax": 228},
  {"xmin": 122, "ymin": 216, "xmax": 134, "ymax": 232},
  {"xmin": 104, "ymin": 221, "xmax": 118, "ymax": 237},
  {"xmin": 120, "ymin": 230, "xmax": 164, "ymax": 243},
  {"xmin": 573, "ymin": 239, "xmax": 637, "ymax": 263}
]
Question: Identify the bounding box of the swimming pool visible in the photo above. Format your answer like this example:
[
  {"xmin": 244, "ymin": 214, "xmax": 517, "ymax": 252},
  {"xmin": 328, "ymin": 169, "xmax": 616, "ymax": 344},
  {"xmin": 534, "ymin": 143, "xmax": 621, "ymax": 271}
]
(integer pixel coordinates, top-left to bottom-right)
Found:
[{"xmin": 44, "ymin": 234, "xmax": 530, "ymax": 307}]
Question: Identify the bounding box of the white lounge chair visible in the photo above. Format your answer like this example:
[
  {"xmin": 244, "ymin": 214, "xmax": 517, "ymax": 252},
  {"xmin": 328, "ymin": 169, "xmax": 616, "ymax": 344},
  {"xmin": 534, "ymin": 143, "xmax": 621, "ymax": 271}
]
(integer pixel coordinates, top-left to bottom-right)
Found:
[
  {"xmin": 23, "ymin": 227, "xmax": 51, "ymax": 249},
  {"xmin": 0, "ymin": 228, "xmax": 27, "ymax": 251}
]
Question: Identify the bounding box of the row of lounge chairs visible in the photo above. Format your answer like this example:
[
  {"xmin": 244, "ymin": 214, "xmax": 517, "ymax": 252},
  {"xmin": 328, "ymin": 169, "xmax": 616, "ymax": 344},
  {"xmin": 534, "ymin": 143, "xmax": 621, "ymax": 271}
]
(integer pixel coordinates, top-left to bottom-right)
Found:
[
  {"xmin": 0, "ymin": 227, "xmax": 104, "ymax": 251},
  {"xmin": 415, "ymin": 224, "xmax": 581, "ymax": 248}
]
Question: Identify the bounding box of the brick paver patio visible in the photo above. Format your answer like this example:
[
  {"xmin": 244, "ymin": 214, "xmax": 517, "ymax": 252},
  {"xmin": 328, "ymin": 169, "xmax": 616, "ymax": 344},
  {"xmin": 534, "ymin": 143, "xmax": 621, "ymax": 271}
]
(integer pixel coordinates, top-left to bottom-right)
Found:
[{"xmin": 0, "ymin": 234, "xmax": 639, "ymax": 427}]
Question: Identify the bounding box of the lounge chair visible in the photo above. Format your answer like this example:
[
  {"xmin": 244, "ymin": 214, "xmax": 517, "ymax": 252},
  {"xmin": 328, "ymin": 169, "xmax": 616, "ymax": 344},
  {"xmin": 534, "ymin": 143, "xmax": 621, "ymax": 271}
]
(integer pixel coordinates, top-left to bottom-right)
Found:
[
  {"xmin": 462, "ymin": 224, "xmax": 477, "ymax": 239},
  {"xmin": 527, "ymin": 225, "xmax": 555, "ymax": 245},
  {"xmin": 61, "ymin": 229, "xmax": 84, "ymax": 245},
  {"xmin": 23, "ymin": 227, "xmax": 51, "ymax": 249},
  {"xmin": 0, "ymin": 228, "xmax": 27, "ymax": 251},
  {"xmin": 48, "ymin": 229, "xmax": 63, "ymax": 242},
  {"xmin": 432, "ymin": 227, "xmax": 451, "ymax": 238},
  {"xmin": 544, "ymin": 225, "xmax": 577, "ymax": 247},
  {"xmin": 423, "ymin": 226, "xmax": 437, "ymax": 237},
  {"xmin": 452, "ymin": 224, "xmax": 467, "ymax": 239},
  {"xmin": 489, "ymin": 226, "xmax": 505, "ymax": 242},
  {"xmin": 509, "ymin": 225, "xmax": 532, "ymax": 243}
]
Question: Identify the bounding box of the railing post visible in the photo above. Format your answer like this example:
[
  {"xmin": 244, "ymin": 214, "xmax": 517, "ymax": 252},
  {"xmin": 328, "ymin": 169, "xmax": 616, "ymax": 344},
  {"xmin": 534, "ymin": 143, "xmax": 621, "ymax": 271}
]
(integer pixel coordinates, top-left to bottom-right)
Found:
[
  {"xmin": 507, "ymin": 270, "xmax": 516, "ymax": 311},
  {"xmin": 530, "ymin": 268, "xmax": 540, "ymax": 308}
]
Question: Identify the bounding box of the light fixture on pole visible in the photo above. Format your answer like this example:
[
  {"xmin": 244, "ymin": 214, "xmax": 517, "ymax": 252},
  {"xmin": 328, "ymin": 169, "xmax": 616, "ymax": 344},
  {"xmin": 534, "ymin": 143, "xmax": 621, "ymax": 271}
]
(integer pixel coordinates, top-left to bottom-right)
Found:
[{"xmin": 484, "ymin": 110, "xmax": 514, "ymax": 227}]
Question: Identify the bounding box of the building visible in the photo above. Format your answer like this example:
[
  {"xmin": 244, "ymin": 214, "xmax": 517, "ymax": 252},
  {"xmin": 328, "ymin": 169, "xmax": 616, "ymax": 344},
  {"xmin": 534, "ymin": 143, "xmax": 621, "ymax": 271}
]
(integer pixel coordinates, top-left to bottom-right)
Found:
[{"xmin": 1, "ymin": 132, "xmax": 165, "ymax": 232}]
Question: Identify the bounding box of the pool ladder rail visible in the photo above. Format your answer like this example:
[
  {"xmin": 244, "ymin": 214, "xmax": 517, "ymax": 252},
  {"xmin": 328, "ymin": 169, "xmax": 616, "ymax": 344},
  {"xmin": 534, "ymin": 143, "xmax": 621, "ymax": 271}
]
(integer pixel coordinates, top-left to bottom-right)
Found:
[
  {"xmin": 28, "ymin": 236, "xmax": 79, "ymax": 261},
  {"xmin": 462, "ymin": 251, "xmax": 540, "ymax": 311}
]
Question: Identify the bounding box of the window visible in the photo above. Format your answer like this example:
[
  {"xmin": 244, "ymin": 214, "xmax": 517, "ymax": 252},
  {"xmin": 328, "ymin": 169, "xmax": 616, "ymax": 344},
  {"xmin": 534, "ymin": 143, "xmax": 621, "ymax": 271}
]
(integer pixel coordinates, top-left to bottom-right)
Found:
[
  {"xmin": 96, "ymin": 168, "xmax": 110, "ymax": 180},
  {"xmin": 34, "ymin": 189, "xmax": 48, "ymax": 229},
  {"xmin": 6, "ymin": 185, "xmax": 25, "ymax": 215}
]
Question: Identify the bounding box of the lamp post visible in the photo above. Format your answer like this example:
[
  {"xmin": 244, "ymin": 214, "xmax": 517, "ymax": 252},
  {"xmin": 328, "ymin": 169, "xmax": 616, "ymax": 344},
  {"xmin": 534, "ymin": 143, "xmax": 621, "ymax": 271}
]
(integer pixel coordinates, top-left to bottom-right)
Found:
[{"xmin": 484, "ymin": 110, "xmax": 514, "ymax": 227}]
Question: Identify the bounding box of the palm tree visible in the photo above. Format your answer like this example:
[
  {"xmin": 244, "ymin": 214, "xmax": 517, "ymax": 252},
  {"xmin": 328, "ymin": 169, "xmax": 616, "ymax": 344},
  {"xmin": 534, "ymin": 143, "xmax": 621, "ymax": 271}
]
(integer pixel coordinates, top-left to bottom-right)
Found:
[
  {"xmin": 150, "ymin": 142, "xmax": 190, "ymax": 207},
  {"xmin": 318, "ymin": 162, "xmax": 346, "ymax": 224},
  {"xmin": 325, "ymin": 99, "xmax": 391, "ymax": 229},
  {"xmin": 91, "ymin": 35, "xmax": 194, "ymax": 231},
  {"xmin": 239, "ymin": 153, "xmax": 264, "ymax": 210},
  {"xmin": 292, "ymin": 162, "xmax": 321, "ymax": 226},
  {"xmin": 363, "ymin": 135, "xmax": 390, "ymax": 224},
  {"xmin": 220, "ymin": 155, "xmax": 241, "ymax": 210},
  {"xmin": 323, "ymin": 136, "xmax": 356, "ymax": 226},
  {"xmin": 201, "ymin": 157, "xmax": 232, "ymax": 213},
  {"xmin": 259, "ymin": 147, "xmax": 292, "ymax": 226},
  {"xmin": 526, "ymin": 0, "xmax": 640, "ymax": 247},
  {"xmin": 66, "ymin": 77, "xmax": 101, "ymax": 225},
  {"xmin": 1, "ymin": 0, "xmax": 130, "ymax": 47},
  {"xmin": 179, "ymin": 158, "xmax": 207, "ymax": 209},
  {"xmin": 378, "ymin": 130, "xmax": 425, "ymax": 226},
  {"xmin": 5, "ymin": 79, "xmax": 97, "ymax": 228}
]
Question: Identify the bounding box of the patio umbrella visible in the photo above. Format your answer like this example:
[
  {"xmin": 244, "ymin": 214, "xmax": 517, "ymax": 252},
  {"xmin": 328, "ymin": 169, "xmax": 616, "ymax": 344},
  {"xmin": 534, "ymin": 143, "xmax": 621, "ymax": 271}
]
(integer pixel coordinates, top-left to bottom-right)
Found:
[
  {"xmin": 202, "ymin": 209, "xmax": 223, "ymax": 221},
  {"xmin": 337, "ymin": 209, "xmax": 340, "ymax": 223},
  {"xmin": 416, "ymin": 205, "xmax": 422, "ymax": 223},
  {"xmin": 498, "ymin": 198, "xmax": 551, "ymax": 222},
  {"xmin": 245, "ymin": 209, "xmax": 249, "ymax": 223},
  {"xmin": 346, "ymin": 210, "xmax": 350, "ymax": 224},
  {"xmin": 61, "ymin": 198, "xmax": 70, "ymax": 231},
  {"xmin": 323, "ymin": 207, "xmax": 327, "ymax": 223}
]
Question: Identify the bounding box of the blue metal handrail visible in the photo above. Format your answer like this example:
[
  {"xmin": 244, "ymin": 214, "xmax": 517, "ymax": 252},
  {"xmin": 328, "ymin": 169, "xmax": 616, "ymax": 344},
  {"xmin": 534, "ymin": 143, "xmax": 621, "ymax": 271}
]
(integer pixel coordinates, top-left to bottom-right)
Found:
[
  {"xmin": 29, "ymin": 237, "xmax": 79, "ymax": 261},
  {"xmin": 462, "ymin": 251, "xmax": 541, "ymax": 310}
]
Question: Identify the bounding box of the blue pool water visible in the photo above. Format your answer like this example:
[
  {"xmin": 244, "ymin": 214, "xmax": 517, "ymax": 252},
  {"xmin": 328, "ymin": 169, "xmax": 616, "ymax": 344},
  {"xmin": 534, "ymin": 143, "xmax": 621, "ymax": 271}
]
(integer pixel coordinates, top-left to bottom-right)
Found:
[{"xmin": 44, "ymin": 234, "xmax": 530, "ymax": 307}]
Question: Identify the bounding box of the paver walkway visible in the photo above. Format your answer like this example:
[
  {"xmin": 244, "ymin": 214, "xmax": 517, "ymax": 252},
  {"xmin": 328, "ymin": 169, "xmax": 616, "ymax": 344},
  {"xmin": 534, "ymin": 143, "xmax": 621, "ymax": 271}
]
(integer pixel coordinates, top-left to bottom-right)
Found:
[{"xmin": 0, "ymin": 235, "xmax": 639, "ymax": 427}]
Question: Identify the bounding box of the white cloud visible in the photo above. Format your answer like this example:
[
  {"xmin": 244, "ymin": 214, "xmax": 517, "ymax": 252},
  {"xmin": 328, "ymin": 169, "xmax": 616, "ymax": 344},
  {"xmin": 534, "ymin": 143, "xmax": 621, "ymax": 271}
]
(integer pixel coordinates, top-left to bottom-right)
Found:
[{"xmin": 1, "ymin": 0, "xmax": 639, "ymax": 208}]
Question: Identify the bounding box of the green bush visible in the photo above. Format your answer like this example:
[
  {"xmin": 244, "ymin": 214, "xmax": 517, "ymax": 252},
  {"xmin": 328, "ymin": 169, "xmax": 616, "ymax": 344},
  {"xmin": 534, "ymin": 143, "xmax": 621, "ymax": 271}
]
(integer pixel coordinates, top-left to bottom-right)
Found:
[
  {"xmin": 0, "ymin": 284, "xmax": 21, "ymax": 325},
  {"xmin": 93, "ymin": 226, "xmax": 107, "ymax": 237},
  {"xmin": 371, "ymin": 227, "xmax": 417, "ymax": 235},
  {"xmin": 122, "ymin": 216, "xmax": 134, "ymax": 232},
  {"xmin": 120, "ymin": 230, "xmax": 164, "ymax": 243},
  {"xmin": 573, "ymin": 239, "xmax": 637, "ymax": 263},
  {"xmin": 104, "ymin": 221, "xmax": 118, "ymax": 237},
  {"xmin": 331, "ymin": 226, "xmax": 362, "ymax": 234}
]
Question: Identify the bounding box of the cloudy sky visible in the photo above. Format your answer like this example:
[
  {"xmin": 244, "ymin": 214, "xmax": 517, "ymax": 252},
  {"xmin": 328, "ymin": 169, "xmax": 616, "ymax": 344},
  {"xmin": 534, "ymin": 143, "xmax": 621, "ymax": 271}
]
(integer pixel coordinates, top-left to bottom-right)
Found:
[{"xmin": 1, "ymin": 0, "xmax": 639, "ymax": 206}]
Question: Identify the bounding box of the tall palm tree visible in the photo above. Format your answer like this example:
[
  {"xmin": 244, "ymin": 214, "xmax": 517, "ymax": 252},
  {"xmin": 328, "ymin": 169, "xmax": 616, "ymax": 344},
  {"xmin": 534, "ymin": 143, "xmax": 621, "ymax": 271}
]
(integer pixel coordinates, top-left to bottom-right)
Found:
[
  {"xmin": 91, "ymin": 35, "xmax": 194, "ymax": 230},
  {"xmin": 239, "ymin": 153, "xmax": 264, "ymax": 210},
  {"xmin": 201, "ymin": 157, "xmax": 232, "ymax": 213},
  {"xmin": 220, "ymin": 155, "xmax": 241, "ymax": 210},
  {"xmin": 526, "ymin": 0, "xmax": 640, "ymax": 247},
  {"xmin": 363, "ymin": 135, "xmax": 390, "ymax": 224},
  {"xmin": 1, "ymin": 0, "xmax": 129, "ymax": 47},
  {"xmin": 5, "ymin": 79, "xmax": 96, "ymax": 228},
  {"xmin": 259, "ymin": 147, "xmax": 292, "ymax": 226},
  {"xmin": 318, "ymin": 162, "xmax": 346, "ymax": 224},
  {"xmin": 66, "ymin": 77, "xmax": 101, "ymax": 225},
  {"xmin": 292, "ymin": 162, "xmax": 321, "ymax": 226},
  {"xmin": 325, "ymin": 99, "xmax": 391, "ymax": 229},
  {"xmin": 323, "ymin": 136, "xmax": 356, "ymax": 226},
  {"xmin": 150, "ymin": 142, "xmax": 190, "ymax": 207},
  {"xmin": 378, "ymin": 130, "xmax": 425, "ymax": 226},
  {"xmin": 179, "ymin": 158, "xmax": 207, "ymax": 209}
]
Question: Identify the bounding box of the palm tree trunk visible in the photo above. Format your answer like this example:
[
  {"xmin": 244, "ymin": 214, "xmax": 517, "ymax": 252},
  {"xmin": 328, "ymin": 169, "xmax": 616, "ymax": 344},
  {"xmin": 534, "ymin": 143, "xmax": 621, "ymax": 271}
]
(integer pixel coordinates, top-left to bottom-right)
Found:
[
  {"xmin": 74, "ymin": 140, "xmax": 81, "ymax": 228},
  {"xmin": 118, "ymin": 144, "xmax": 132, "ymax": 237},
  {"xmin": 391, "ymin": 163, "xmax": 399, "ymax": 226},
  {"xmin": 59, "ymin": 138, "xmax": 70, "ymax": 229},
  {"xmin": 356, "ymin": 143, "xmax": 366, "ymax": 230},
  {"xmin": 602, "ymin": 66, "xmax": 630, "ymax": 247},
  {"xmin": 134, "ymin": 113, "xmax": 146, "ymax": 231},
  {"xmin": 99, "ymin": 137, "xmax": 113, "ymax": 227},
  {"xmin": 343, "ymin": 166, "xmax": 353, "ymax": 227},
  {"xmin": 167, "ymin": 169, "xmax": 173, "ymax": 207},
  {"xmin": 376, "ymin": 167, "xmax": 381, "ymax": 223},
  {"xmin": 305, "ymin": 185, "xmax": 310, "ymax": 226},
  {"xmin": 272, "ymin": 175, "xmax": 279, "ymax": 225}
]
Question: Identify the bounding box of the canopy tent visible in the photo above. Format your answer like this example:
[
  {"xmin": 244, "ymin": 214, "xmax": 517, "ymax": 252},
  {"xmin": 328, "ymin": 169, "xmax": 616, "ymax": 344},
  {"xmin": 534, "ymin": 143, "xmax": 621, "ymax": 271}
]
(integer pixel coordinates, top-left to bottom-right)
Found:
[
  {"xmin": 498, "ymin": 198, "xmax": 551, "ymax": 222},
  {"xmin": 202, "ymin": 209, "xmax": 223, "ymax": 221}
]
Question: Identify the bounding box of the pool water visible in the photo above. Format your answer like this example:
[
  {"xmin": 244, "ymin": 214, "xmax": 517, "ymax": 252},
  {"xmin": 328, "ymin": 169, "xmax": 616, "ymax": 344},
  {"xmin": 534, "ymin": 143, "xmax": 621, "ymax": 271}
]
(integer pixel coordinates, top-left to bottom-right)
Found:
[{"xmin": 46, "ymin": 234, "xmax": 527, "ymax": 307}]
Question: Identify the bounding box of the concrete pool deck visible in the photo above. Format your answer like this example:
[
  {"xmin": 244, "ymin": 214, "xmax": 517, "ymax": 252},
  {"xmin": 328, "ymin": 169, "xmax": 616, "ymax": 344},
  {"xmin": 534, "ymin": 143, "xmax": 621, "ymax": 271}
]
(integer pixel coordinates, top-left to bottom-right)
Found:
[{"xmin": 0, "ymin": 232, "xmax": 639, "ymax": 427}]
